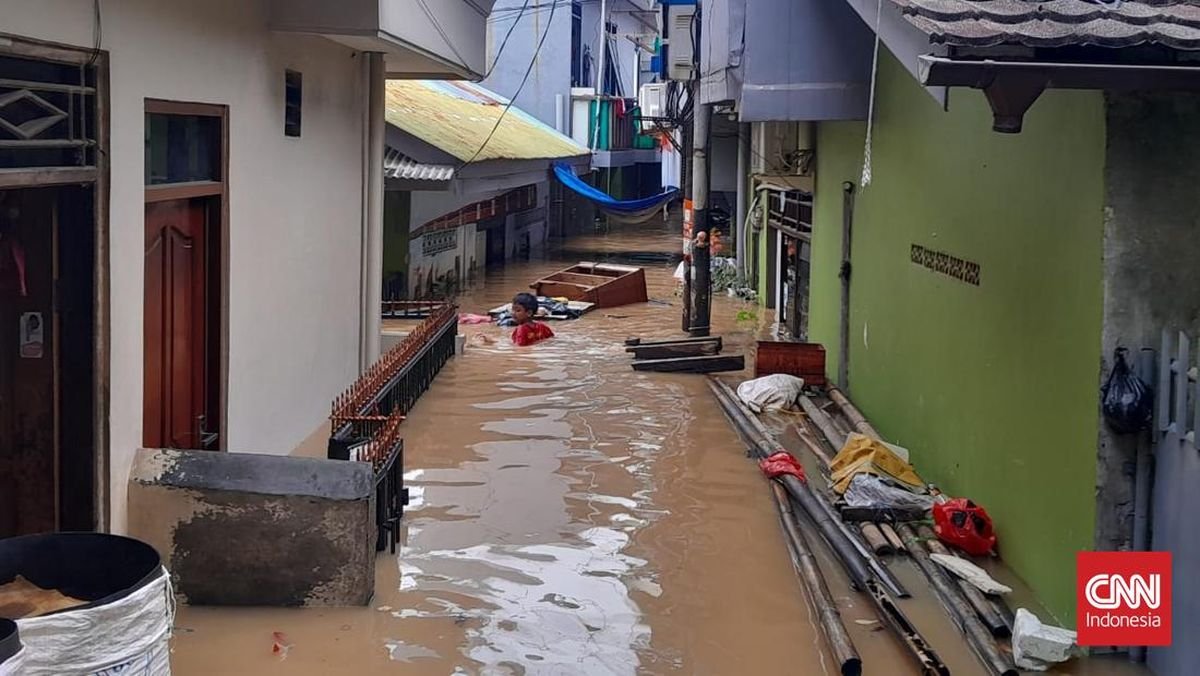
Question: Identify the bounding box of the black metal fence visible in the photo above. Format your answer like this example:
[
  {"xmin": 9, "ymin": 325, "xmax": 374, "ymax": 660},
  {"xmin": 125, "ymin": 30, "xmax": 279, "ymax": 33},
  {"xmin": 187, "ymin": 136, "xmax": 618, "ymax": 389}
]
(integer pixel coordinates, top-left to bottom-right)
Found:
[{"xmin": 328, "ymin": 302, "xmax": 458, "ymax": 552}]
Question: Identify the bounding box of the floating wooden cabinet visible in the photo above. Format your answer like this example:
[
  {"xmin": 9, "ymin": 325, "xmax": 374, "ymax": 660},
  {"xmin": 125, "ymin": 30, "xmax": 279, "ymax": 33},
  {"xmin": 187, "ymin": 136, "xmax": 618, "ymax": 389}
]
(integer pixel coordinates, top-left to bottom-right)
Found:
[{"xmin": 532, "ymin": 262, "xmax": 648, "ymax": 308}]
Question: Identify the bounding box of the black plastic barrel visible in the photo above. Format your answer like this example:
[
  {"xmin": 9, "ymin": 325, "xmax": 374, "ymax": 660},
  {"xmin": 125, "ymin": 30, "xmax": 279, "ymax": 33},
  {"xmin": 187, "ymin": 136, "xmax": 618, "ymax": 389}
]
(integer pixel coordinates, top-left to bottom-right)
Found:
[
  {"xmin": 0, "ymin": 533, "xmax": 161, "ymax": 617},
  {"xmin": 0, "ymin": 619, "xmax": 19, "ymax": 666}
]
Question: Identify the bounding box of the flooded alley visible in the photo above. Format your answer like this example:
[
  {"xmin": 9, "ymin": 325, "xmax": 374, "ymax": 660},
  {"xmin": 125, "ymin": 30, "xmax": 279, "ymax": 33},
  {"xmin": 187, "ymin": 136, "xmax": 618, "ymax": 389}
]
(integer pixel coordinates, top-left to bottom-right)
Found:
[
  {"xmin": 170, "ymin": 223, "xmax": 1146, "ymax": 676},
  {"xmin": 167, "ymin": 222, "xmax": 837, "ymax": 674},
  {"xmin": 5, "ymin": 2, "xmax": 1196, "ymax": 674}
]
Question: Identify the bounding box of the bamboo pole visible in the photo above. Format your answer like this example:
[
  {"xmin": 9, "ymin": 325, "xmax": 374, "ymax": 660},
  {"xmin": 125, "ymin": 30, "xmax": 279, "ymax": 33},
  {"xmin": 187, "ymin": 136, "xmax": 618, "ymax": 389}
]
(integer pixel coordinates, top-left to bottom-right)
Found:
[
  {"xmin": 827, "ymin": 387, "xmax": 883, "ymax": 441},
  {"xmin": 713, "ymin": 379, "xmax": 908, "ymax": 598},
  {"xmin": 859, "ymin": 523, "xmax": 893, "ymax": 555},
  {"xmin": 879, "ymin": 523, "xmax": 907, "ymax": 554},
  {"xmin": 917, "ymin": 525, "xmax": 1011, "ymax": 637},
  {"xmin": 897, "ymin": 525, "xmax": 1018, "ymax": 676},
  {"xmin": 771, "ymin": 482, "xmax": 862, "ymax": 676},
  {"xmin": 791, "ymin": 421, "xmax": 835, "ymax": 469},
  {"xmin": 799, "ymin": 395, "xmax": 847, "ymax": 451},
  {"xmin": 707, "ymin": 379, "xmax": 947, "ymax": 675}
]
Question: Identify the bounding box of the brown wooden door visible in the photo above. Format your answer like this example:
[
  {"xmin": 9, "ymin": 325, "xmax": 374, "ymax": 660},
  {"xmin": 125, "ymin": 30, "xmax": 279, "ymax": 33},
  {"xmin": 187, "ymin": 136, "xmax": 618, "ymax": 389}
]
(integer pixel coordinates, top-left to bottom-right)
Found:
[{"xmin": 144, "ymin": 199, "xmax": 212, "ymax": 450}]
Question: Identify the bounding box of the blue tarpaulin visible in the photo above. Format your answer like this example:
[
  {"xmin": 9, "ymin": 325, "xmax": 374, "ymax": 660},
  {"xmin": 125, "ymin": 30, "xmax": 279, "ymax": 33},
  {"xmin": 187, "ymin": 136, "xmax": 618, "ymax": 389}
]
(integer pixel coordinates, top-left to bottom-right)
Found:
[{"xmin": 553, "ymin": 162, "xmax": 679, "ymax": 224}]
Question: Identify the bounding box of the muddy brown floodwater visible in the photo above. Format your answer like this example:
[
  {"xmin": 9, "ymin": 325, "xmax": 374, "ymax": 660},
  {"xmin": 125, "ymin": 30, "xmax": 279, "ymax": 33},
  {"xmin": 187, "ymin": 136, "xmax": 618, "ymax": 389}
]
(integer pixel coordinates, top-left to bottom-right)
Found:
[{"xmin": 171, "ymin": 221, "xmax": 1149, "ymax": 676}]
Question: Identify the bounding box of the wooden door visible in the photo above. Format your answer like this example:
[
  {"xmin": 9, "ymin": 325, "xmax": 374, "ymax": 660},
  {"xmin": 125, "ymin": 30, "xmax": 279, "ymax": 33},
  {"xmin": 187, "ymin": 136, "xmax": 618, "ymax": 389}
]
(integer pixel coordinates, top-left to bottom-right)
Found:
[
  {"xmin": 144, "ymin": 199, "xmax": 211, "ymax": 450},
  {"xmin": 0, "ymin": 189, "xmax": 56, "ymax": 536}
]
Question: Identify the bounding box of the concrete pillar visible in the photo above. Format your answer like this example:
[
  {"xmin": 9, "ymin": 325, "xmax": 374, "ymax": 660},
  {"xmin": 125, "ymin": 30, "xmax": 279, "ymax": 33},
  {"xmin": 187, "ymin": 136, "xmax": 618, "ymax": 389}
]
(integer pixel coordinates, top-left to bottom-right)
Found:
[{"xmin": 362, "ymin": 52, "xmax": 385, "ymax": 369}]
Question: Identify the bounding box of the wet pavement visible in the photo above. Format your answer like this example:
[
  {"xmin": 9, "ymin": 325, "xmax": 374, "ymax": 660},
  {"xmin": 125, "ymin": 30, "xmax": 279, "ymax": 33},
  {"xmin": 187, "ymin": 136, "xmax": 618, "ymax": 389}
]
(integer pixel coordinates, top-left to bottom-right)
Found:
[{"xmin": 171, "ymin": 221, "xmax": 1148, "ymax": 675}]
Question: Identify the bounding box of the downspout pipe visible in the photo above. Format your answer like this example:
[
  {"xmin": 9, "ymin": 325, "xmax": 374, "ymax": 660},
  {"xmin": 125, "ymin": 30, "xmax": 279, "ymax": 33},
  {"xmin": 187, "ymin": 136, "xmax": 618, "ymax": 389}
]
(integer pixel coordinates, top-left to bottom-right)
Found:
[
  {"xmin": 838, "ymin": 182, "xmax": 856, "ymax": 390},
  {"xmin": 361, "ymin": 52, "xmax": 385, "ymax": 371},
  {"xmin": 735, "ymin": 122, "xmax": 749, "ymax": 276}
]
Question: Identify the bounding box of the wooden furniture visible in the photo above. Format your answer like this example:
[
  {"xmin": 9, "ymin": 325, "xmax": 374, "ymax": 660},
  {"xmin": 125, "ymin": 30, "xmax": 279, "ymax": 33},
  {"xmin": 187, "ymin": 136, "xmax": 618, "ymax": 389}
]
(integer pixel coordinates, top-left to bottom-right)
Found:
[
  {"xmin": 531, "ymin": 262, "xmax": 648, "ymax": 308},
  {"xmin": 755, "ymin": 341, "xmax": 826, "ymax": 387}
]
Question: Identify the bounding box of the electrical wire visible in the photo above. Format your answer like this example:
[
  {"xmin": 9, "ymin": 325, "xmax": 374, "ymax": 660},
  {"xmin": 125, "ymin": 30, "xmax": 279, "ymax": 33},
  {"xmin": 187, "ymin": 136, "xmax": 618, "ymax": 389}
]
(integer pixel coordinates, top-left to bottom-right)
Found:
[
  {"xmin": 417, "ymin": 0, "xmax": 470, "ymax": 71},
  {"xmin": 458, "ymin": 0, "xmax": 560, "ymax": 168},
  {"xmin": 484, "ymin": 0, "xmax": 532, "ymax": 79}
]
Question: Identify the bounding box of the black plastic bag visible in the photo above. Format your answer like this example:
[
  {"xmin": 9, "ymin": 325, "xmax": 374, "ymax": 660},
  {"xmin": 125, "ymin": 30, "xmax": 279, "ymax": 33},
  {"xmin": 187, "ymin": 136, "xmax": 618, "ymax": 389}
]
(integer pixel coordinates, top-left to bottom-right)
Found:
[{"xmin": 1101, "ymin": 347, "xmax": 1153, "ymax": 434}]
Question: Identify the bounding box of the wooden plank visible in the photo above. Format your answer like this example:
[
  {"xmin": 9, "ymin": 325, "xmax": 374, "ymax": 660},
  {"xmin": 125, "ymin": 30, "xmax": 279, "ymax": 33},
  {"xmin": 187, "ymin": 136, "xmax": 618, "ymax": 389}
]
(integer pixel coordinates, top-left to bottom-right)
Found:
[
  {"xmin": 627, "ymin": 341, "xmax": 720, "ymax": 360},
  {"xmin": 631, "ymin": 354, "xmax": 744, "ymax": 374},
  {"xmin": 145, "ymin": 99, "xmax": 226, "ymax": 117},
  {"xmin": 625, "ymin": 336, "xmax": 721, "ymax": 352},
  {"xmin": 624, "ymin": 335, "xmax": 721, "ymax": 348},
  {"xmin": 839, "ymin": 506, "xmax": 926, "ymax": 522},
  {"xmin": 145, "ymin": 181, "xmax": 224, "ymax": 203},
  {"xmin": 0, "ymin": 167, "xmax": 97, "ymax": 189}
]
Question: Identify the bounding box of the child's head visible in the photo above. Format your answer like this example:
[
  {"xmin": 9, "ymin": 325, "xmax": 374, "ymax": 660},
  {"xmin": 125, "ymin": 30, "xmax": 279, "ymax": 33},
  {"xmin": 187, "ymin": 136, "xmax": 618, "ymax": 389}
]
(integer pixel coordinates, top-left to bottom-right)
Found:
[{"xmin": 511, "ymin": 292, "xmax": 539, "ymax": 324}]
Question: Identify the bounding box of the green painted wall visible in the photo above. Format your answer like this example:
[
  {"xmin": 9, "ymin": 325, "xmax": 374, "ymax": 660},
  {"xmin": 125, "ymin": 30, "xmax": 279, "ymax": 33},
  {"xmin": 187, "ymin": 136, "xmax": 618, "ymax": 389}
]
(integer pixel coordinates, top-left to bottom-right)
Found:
[{"xmin": 805, "ymin": 52, "xmax": 1106, "ymax": 625}]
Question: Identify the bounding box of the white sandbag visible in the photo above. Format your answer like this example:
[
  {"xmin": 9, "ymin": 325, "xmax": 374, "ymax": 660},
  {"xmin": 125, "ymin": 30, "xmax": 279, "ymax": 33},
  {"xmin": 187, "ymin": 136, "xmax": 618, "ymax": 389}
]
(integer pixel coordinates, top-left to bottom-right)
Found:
[
  {"xmin": 930, "ymin": 553, "xmax": 1012, "ymax": 595},
  {"xmin": 736, "ymin": 374, "xmax": 805, "ymax": 413},
  {"xmin": 843, "ymin": 474, "xmax": 936, "ymax": 512},
  {"xmin": 16, "ymin": 567, "xmax": 174, "ymax": 676},
  {"xmin": 0, "ymin": 647, "xmax": 26, "ymax": 676}
]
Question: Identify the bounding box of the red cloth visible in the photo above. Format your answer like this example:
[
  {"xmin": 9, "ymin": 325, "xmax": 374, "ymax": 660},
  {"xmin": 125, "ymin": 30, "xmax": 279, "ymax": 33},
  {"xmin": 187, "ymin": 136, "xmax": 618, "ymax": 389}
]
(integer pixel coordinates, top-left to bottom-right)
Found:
[
  {"xmin": 759, "ymin": 451, "xmax": 806, "ymax": 482},
  {"xmin": 511, "ymin": 321, "xmax": 554, "ymax": 346}
]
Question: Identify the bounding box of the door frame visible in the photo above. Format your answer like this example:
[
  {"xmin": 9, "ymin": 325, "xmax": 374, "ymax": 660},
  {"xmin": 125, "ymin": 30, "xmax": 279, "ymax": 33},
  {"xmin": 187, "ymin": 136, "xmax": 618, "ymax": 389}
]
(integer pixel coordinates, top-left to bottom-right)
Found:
[
  {"xmin": 144, "ymin": 98, "xmax": 229, "ymax": 451},
  {"xmin": 0, "ymin": 33, "xmax": 111, "ymax": 531}
]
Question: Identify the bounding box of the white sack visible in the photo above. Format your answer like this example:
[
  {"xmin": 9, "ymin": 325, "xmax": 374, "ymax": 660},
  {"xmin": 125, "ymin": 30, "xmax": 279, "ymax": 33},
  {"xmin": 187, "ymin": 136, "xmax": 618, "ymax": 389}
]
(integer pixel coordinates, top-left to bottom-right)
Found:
[
  {"xmin": 16, "ymin": 567, "xmax": 174, "ymax": 676},
  {"xmin": 736, "ymin": 374, "xmax": 805, "ymax": 413}
]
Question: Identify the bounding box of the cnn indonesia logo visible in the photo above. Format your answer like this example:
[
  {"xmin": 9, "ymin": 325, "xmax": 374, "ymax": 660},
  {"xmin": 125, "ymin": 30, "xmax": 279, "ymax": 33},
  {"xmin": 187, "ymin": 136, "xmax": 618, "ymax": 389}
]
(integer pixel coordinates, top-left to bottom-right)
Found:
[{"xmin": 1076, "ymin": 551, "xmax": 1171, "ymax": 646}]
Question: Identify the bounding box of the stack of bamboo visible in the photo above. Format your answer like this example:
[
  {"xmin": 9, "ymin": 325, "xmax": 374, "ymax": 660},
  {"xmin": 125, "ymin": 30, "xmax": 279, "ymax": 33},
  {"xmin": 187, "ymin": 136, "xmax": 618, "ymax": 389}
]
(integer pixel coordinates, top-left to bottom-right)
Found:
[{"xmin": 709, "ymin": 377, "xmax": 1021, "ymax": 676}]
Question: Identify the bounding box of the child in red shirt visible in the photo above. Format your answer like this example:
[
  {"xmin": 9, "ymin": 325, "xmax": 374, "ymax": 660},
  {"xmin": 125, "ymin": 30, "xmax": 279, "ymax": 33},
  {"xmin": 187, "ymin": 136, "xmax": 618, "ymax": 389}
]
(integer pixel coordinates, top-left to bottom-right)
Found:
[{"xmin": 510, "ymin": 292, "xmax": 554, "ymax": 346}]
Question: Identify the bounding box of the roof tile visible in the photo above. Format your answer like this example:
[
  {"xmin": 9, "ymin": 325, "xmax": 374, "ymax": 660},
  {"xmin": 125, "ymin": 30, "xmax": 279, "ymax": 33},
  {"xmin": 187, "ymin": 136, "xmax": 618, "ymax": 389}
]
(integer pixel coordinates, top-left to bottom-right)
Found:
[{"xmin": 894, "ymin": 0, "xmax": 1200, "ymax": 50}]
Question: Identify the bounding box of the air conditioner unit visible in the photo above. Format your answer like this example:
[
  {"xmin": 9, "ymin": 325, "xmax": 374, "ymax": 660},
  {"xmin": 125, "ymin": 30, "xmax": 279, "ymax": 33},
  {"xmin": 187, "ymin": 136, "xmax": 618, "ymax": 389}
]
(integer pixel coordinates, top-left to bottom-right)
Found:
[
  {"xmin": 751, "ymin": 122, "xmax": 798, "ymax": 175},
  {"xmin": 638, "ymin": 83, "xmax": 667, "ymax": 132},
  {"xmin": 666, "ymin": 5, "xmax": 696, "ymax": 81}
]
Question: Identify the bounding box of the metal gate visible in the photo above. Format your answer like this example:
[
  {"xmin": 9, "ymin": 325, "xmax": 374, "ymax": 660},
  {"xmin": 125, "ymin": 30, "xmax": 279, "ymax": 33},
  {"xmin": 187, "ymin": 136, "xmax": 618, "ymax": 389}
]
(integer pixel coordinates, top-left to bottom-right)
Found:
[
  {"xmin": 328, "ymin": 302, "xmax": 457, "ymax": 552},
  {"xmin": 1149, "ymin": 330, "xmax": 1200, "ymax": 674}
]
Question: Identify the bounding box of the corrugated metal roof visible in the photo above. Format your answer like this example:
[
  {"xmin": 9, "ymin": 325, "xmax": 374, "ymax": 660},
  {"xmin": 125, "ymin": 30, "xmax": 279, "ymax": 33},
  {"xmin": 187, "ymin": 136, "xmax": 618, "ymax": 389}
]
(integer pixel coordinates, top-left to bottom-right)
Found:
[
  {"xmin": 385, "ymin": 80, "xmax": 590, "ymax": 163},
  {"xmin": 383, "ymin": 147, "xmax": 456, "ymax": 182},
  {"xmin": 894, "ymin": 0, "xmax": 1200, "ymax": 50}
]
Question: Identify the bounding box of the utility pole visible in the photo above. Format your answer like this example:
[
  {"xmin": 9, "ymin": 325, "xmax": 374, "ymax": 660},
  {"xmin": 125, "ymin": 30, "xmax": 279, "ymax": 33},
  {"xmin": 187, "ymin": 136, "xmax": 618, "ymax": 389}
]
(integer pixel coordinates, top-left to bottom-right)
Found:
[
  {"xmin": 689, "ymin": 102, "xmax": 712, "ymax": 337},
  {"xmin": 681, "ymin": 116, "xmax": 692, "ymax": 332}
]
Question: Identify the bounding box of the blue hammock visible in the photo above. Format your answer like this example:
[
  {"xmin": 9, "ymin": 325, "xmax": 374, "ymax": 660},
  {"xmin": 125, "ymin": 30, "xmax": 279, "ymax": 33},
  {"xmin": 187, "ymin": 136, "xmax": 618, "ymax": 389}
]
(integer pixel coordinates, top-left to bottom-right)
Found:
[{"xmin": 553, "ymin": 162, "xmax": 679, "ymax": 224}]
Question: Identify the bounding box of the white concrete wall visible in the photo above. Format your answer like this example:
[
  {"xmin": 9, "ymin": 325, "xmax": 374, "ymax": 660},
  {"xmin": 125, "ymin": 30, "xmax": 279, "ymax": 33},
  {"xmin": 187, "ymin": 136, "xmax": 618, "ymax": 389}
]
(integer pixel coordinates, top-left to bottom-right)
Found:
[
  {"xmin": 410, "ymin": 189, "xmax": 505, "ymax": 232},
  {"xmin": 1, "ymin": 0, "xmax": 366, "ymax": 533},
  {"xmin": 482, "ymin": 0, "xmax": 574, "ymax": 129}
]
